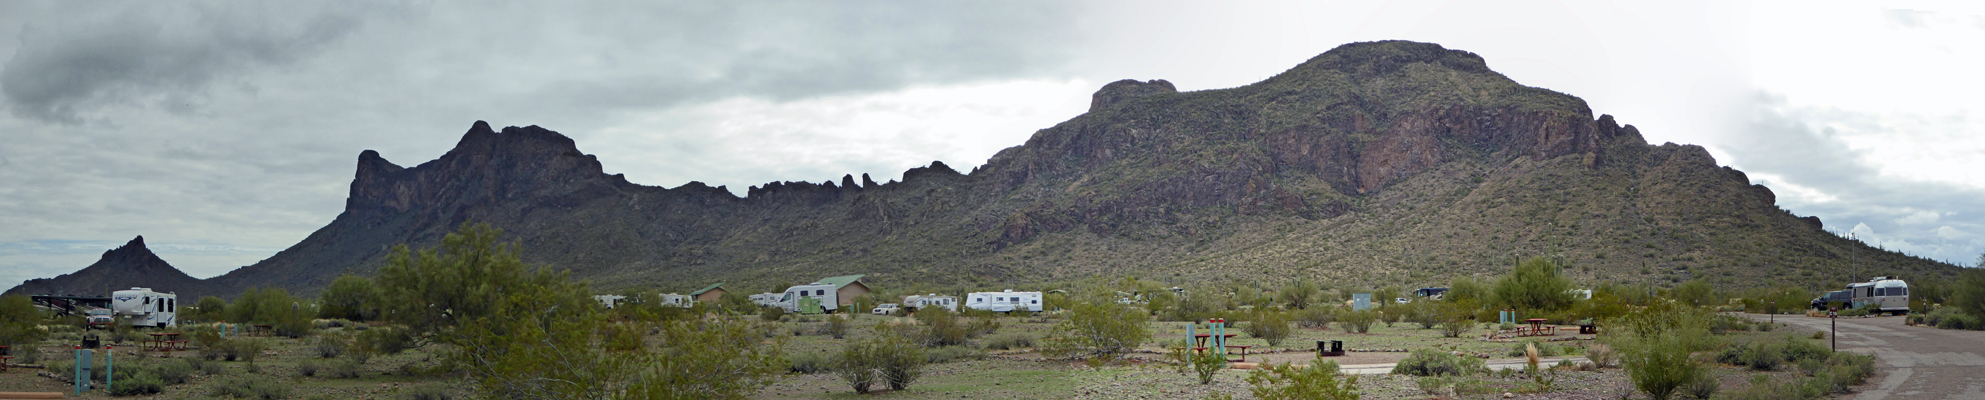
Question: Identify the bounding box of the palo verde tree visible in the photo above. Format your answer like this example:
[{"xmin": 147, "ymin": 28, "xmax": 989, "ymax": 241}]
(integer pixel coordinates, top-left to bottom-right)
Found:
[
  {"xmin": 0, "ymin": 295, "xmax": 47, "ymax": 347},
  {"xmin": 317, "ymin": 273, "xmax": 382, "ymax": 321},
  {"xmin": 1493, "ymin": 257, "xmax": 1577, "ymax": 313}
]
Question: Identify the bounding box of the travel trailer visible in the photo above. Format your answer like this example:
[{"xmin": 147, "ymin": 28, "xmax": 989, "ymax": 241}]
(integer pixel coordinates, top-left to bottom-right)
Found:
[
  {"xmin": 110, "ymin": 287, "xmax": 177, "ymax": 327},
  {"xmin": 903, "ymin": 294, "xmax": 959, "ymax": 312},
  {"xmin": 657, "ymin": 293, "xmax": 694, "ymax": 308},
  {"xmin": 964, "ymin": 290, "xmax": 1043, "ymax": 313},
  {"xmin": 1848, "ymin": 277, "xmax": 1910, "ymax": 315},
  {"xmin": 594, "ymin": 295, "xmax": 627, "ymax": 309},
  {"xmin": 750, "ymin": 293, "xmax": 782, "ymax": 307},
  {"xmin": 776, "ymin": 283, "xmax": 840, "ymax": 314}
]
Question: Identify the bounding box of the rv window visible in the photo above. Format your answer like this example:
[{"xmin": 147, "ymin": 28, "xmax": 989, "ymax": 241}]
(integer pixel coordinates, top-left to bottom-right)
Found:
[
  {"xmin": 1875, "ymin": 288, "xmax": 1885, "ymax": 296},
  {"xmin": 1896, "ymin": 287, "xmax": 1908, "ymax": 296},
  {"xmin": 817, "ymin": 290, "xmax": 826, "ymax": 296}
]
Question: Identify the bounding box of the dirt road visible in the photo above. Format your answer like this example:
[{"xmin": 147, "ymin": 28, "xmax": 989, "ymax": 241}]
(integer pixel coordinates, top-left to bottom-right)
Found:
[{"xmin": 1743, "ymin": 313, "xmax": 1985, "ymax": 399}]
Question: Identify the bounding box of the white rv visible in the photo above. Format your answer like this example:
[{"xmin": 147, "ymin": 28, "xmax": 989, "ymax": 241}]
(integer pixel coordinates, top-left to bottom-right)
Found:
[
  {"xmin": 110, "ymin": 287, "xmax": 177, "ymax": 327},
  {"xmin": 750, "ymin": 293, "xmax": 782, "ymax": 307},
  {"xmin": 657, "ymin": 293, "xmax": 695, "ymax": 308},
  {"xmin": 1848, "ymin": 277, "xmax": 1910, "ymax": 315},
  {"xmin": 964, "ymin": 290, "xmax": 1043, "ymax": 313},
  {"xmin": 902, "ymin": 294, "xmax": 959, "ymax": 312},
  {"xmin": 594, "ymin": 295, "xmax": 627, "ymax": 309},
  {"xmin": 776, "ymin": 283, "xmax": 839, "ymax": 314}
]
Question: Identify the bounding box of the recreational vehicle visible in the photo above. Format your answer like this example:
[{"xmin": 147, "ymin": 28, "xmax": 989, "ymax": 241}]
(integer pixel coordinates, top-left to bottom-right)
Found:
[
  {"xmin": 776, "ymin": 283, "xmax": 840, "ymax": 314},
  {"xmin": 594, "ymin": 295, "xmax": 627, "ymax": 309},
  {"xmin": 657, "ymin": 293, "xmax": 694, "ymax": 308},
  {"xmin": 110, "ymin": 287, "xmax": 177, "ymax": 327},
  {"xmin": 1848, "ymin": 277, "xmax": 1910, "ymax": 315},
  {"xmin": 903, "ymin": 294, "xmax": 959, "ymax": 312},
  {"xmin": 750, "ymin": 293, "xmax": 782, "ymax": 307},
  {"xmin": 964, "ymin": 290, "xmax": 1043, "ymax": 313}
]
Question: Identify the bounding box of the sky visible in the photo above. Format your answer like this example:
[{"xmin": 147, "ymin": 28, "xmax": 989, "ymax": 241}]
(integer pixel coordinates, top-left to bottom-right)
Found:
[{"xmin": 2, "ymin": 1, "xmax": 1982, "ymax": 287}]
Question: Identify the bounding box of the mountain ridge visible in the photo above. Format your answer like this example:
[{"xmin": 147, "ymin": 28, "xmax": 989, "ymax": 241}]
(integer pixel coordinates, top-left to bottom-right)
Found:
[{"xmin": 7, "ymin": 40, "xmax": 1962, "ymax": 299}]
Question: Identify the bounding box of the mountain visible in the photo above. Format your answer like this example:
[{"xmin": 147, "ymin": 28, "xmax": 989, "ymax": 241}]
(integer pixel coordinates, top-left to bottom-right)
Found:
[
  {"xmin": 7, "ymin": 41, "xmax": 1962, "ymax": 299},
  {"xmin": 5, "ymin": 236, "xmax": 209, "ymax": 299}
]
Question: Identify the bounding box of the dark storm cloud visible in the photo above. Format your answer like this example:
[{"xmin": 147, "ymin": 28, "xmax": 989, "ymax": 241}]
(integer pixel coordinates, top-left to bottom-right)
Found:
[{"xmin": 0, "ymin": 2, "xmax": 373, "ymax": 123}]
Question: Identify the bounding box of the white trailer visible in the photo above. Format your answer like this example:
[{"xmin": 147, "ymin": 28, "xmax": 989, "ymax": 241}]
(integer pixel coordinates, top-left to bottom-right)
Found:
[
  {"xmin": 903, "ymin": 294, "xmax": 959, "ymax": 312},
  {"xmin": 750, "ymin": 293, "xmax": 782, "ymax": 307},
  {"xmin": 110, "ymin": 287, "xmax": 177, "ymax": 327},
  {"xmin": 657, "ymin": 293, "xmax": 695, "ymax": 308},
  {"xmin": 594, "ymin": 294, "xmax": 627, "ymax": 309},
  {"xmin": 964, "ymin": 290, "xmax": 1042, "ymax": 313},
  {"xmin": 1849, "ymin": 277, "xmax": 1910, "ymax": 315},
  {"xmin": 776, "ymin": 283, "xmax": 839, "ymax": 314}
]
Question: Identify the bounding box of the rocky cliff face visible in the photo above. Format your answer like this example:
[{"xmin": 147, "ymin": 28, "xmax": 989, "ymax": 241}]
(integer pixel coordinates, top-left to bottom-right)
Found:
[
  {"xmin": 9, "ymin": 40, "xmax": 1960, "ymax": 298},
  {"xmin": 5, "ymin": 236, "xmax": 208, "ymax": 299}
]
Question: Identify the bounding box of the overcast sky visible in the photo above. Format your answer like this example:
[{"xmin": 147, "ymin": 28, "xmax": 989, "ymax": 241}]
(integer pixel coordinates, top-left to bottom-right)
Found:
[{"xmin": 3, "ymin": 1, "xmax": 1982, "ymax": 286}]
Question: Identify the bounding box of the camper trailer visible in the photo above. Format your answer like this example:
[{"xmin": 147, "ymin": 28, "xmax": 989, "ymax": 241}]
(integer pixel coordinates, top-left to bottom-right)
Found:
[
  {"xmin": 657, "ymin": 293, "xmax": 695, "ymax": 308},
  {"xmin": 110, "ymin": 287, "xmax": 177, "ymax": 327},
  {"xmin": 1848, "ymin": 277, "xmax": 1910, "ymax": 315},
  {"xmin": 750, "ymin": 293, "xmax": 782, "ymax": 307},
  {"xmin": 594, "ymin": 295, "xmax": 627, "ymax": 309},
  {"xmin": 964, "ymin": 290, "xmax": 1043, "ymax": 313},
  {"xmin": 776, "ymin": 283, "xmax": 840, "ymax": 314},
  {"xmin": 902, "ymin": 294, "xmax": 959, "ymax": 312}
]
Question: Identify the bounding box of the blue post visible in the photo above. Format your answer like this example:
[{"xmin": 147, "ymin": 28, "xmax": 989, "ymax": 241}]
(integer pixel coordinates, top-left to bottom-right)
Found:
[
  {"xmin": 1186, "ymin": 322, "xmax": 1195, "ymax": 351},
  {"xmin": 74, "ymin": 347, "xmax": 90, "ymax": 395},
  {"xmin": 106, "ymin": 345, "xmax": 114, "ymax": 392}
]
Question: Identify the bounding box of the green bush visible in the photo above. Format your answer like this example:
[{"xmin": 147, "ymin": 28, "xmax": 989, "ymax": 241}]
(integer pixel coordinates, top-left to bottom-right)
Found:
[
  {"xmin": 1043, "ymin": 302, "xmax": 1149, "ymax": 360},
  {"xmin": 788, "ymin": 351, "xmax": 831, "ymax": 374},
  {"xmin": 760, "ymin": 306, "xmax": 786, "ymax": 322},
  {"xmin": 878, "ymin": 339, "xmax": 927, "ymax": 391},
  {"xmin": 825, "ymin": 314, "xmax": 850, "ymax": 339},
  {"xmin": 833, "ymin": 340, "xmax": 881, "ymax": 394},
  {"xmin": 1245, "ymin": 312, "xmax": 1293, "ymax": 347},
  {"xmin": 310, "ymin": 335, "xmax": 346, "ymax": 358},
  {"xmin": 1391, "ymin": 348, "xmax": 1484, "ymax": 377},
  {"xmin": 1816, "ymin": 352, "xmax": 1876, "ymax": 393},
  {"xmin": 1337, "ymin": 310, "xmax": 1377, "ymax": 333},
  {"xmin": 1492, "ymin": 258, "xmax": 1576, "ymax": 312},
  {"xmin": 1682, "ymin": 371, "xmax": 1720, "ymax": 400},
  {"xmin": 356, "ymin": 326, "xmax": 413, "ymax": 355},
  {"xmin": 1721, "ymin": 374, "xmax": 1825, "ymax": 400},
  {"xmin": 1191, "ymin": 348, "xmax": 1224, "ymax": 384},
  {"xmin": 982, "ymin": 333, "xmax": 1034, "ymax": 350},
  {"xmin": 1293, "ymin": 307, "xmax": 1335, "ymax": 329},
  {"xmin": 1606, "ymin": 301, "xmax": 1714, "ymax": 400},
  {"xmin": 1247, "ymin": 361, "xmax": 1359, "ymax": 400},
  {"xmin": 0, "ymin": 295, "xmax": 48, "ymax": 347},
  {"xmin": 1586, "ymin": 343, "xmax": 1619, "ymax": 368},
  {"xmin": 1507, "ymin": 340, "xmax": 1561, "ymax": 357},
  {"xmin": 328, "ymin": 359, "xmax": 364, "ymax": 379},
  {"xmin": 109, "ymin": 371, "xmax": 165, "ymax": 396},
  {"xmin": 210, "ymin": 375, "xmax": 291, "ymax": 399},
  {"xmin": 297, "ymin": 361, "xmax": 322, "ymax": 377},
  {"xmin": 924, "ymin": 345, "xmax": 983, "ymax": 363}
]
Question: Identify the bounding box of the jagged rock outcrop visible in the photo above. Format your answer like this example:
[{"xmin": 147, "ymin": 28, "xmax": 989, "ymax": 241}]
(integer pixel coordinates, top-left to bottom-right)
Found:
[
  {"xmin": 5, "ymin": 236, "xmax": 208, "ymax": 299},
  {"xmin": 9, "ymin": 40, "xmax": 1959, "ymax": 298}
]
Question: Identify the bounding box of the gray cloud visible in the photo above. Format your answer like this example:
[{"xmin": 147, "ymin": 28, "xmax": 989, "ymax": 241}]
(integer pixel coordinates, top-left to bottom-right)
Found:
[
  {"xmin": 0, "ymin": 2, "xmax": 373, "ymax": 123},
  {"xmin": 1720, "ymin": 92, "xmax": 1985, "ymax": 264}
]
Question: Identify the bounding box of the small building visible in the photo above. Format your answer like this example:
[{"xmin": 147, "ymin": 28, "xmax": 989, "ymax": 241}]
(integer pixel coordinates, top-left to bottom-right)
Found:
[
  {"xmin": 812, "ymin": 274, "xmax": 871, "ymax": 307},
  {"xmin": 691, "ymin": 282, "xmax": 728, "ymax": 303}
]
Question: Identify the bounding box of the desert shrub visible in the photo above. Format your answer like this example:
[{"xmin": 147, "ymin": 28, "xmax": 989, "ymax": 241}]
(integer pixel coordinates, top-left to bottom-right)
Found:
[
  {"xmin": 924, "ymin": 345, "xmax": 984, "ymax": 363},
  {"xmin": 1337, "ymin": 309, "xmax": 1377, "ymax": 333},
  {"xmin": 1493, "ymin": 257, "xmax": 1576, "ymax": 312},
  {"xmin": 310, "ymin": 335, "xmax": 346, "ymax": 358},
  {"xmin": 1721, "ymin": 374, "xmax": 1826, "ymax": 400},
  {"xmin": 402, "ymin": 385, "xmax": 454, "ymax": 400},
  {"xmin": 1952, "ymin": 268, "xmax": 1985, "ymax": 322},
  {"xmin": 1585, "ymin": 343, "xmax": 1619, "ymax": 368},
  {"xmin": 1815, "ymin": 352, "xmax": 1876, "ymax": 393},
  {"xmin": 0, "ymin": 295, "xmax": 47, "ymax": 347},
  {"xmin": 199, "ymin": 358, "xmax": 227, "ymax": 375},
  {"xmin": 1391, "ymin": 348, "xmax": 1484, "ymax": 377},
  {"xmin": 1836, "ymin": 306, "xmax": 1871, "ymax": 317},
  {"xmin": 1937, "ymin": 311, "xmax": 1982, "ymax": 330},
  {"xmin": 1780, "ymin": 337, "xmax": 1831, "ymax": 363},
  {"xmin": 109, "ymin": 371, "xmax": 165, "ymax": 396},
  {"xmin": 1377, "ymin": 308, "xmax": 1402, "ymax": 327},
  {"xmin": 1191, "ymin": 347, "xmax": 1224, "ymax": 384},
  {"xmin": 833, "ymin": 340, "xmax": 881, "ymax": 394},
  {"xmin": 1244, "ymin": 312, "xmax": 1293, "ymax": 347},
  {"xmin": 760, "ymin": 306, "xmax": 786, "ymax": 322},
  {"xmin": 825, "ymin": 314, "xmax": 850, "ymax": 339},
  {"xmin": 210, "ymin": 375, "xmax": 292, "ymax": 399},
  {"xmin": 1682, "ymin": 371, "xmax": 1720, "ymax": 400},
  {"xmin": 1247, "ymin": 361, "xmax": 1359, "ymax": 400},
  {"xmin": 911, "ymin": 308, "xmax": 997, "ymax": 347},
  {"xmin": 318, "ymin": 273, "xmax": 382, "ymax": 321},
  {"xmin": 356, "ymin": 326, "xmax": 413, "ymax": 355},
  {"xmin": 788, "ymin": 351, "xmax": 831, "ymax": 374},
  {"xmin": 876, "ymin": 338, "xmax": 927, "ymax": 391},
  {"xmin": 1507, "ymin": 340, "xmax": 1561, "ymax": 357},
  {"xmin": 1293, "ymin": 307, "xmax": 1335, "ymax": 329},
  {"xmin": 297, "ymin": 361, "xmax": 322, "ymax": 377},
  {"xmin": 1042, "ymin": 302, "xmax": 1149, "ymax": 360},
  {"xmin": 982, "ymin": 333, "xmax": 1034, "ymax": 350},
  {"xmin": 1606, "ymin": 301, "xmax": 1714, "ymax": 400},
  {"xmin": 328, "ymin": 359, "xmax": 364, "ymax": 379}
]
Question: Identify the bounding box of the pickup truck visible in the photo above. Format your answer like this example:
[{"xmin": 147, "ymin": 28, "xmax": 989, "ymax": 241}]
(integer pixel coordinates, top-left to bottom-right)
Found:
[{"xmin": 1810, "ymin": 290, "xmax": 1850, "ymax": 310}]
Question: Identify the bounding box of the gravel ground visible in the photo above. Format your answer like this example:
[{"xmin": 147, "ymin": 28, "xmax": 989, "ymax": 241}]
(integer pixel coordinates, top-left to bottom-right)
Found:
[{"xmin": 1065, "ymin": 362, "xmax": 1639, "ymax": 400}]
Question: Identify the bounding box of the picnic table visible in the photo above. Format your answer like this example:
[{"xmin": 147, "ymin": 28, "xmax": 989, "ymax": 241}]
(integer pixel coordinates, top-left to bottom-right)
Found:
[
  {"xmin": 1, "ymin": 345, "xmax": 10, "ymax": 372},
  {"xmin": 1189, "ymin": 333, "xmax": 1250, "ymax": 361},
  {"xmin": 144, "ymin": 332, "xmax": 188, "ymax": 351},
  {"xmin": 1522, "ymin": 318, "xmax": 1556, "ymax": 337}
]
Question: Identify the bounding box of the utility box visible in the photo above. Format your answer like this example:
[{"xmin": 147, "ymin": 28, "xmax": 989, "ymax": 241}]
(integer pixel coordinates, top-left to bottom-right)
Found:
[
  {"xmin": 1352, "ymin": 293, "xmax": 1372, "ymax": 311},
  {"xmin": 798, "ymin": 297, "xmax": 824, "ymax": 315}
]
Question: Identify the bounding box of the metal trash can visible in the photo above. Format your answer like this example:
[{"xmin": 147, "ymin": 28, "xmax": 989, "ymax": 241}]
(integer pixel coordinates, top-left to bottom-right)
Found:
[
  {"xmin": 1317, "ymin": 340, "xmax": 1345, "ymax": 357},
  {"xmin": 82, "ymin": 333, "xmax": 101, "ymax": 349}
]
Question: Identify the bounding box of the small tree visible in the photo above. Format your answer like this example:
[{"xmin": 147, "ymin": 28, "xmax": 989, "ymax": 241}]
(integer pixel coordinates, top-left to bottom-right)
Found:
[
  {"xmin": 1044, "ymin": 302, "xmax": 1149, "ymax": 361},
  {"xmin": 193, "ymin": 296, "xmax": 228, "ymax": 322},
  {"xmin": 1280, "ymin": 281, "xmax": 1319, "ymax": 310},
  {"xmin": 1605, "ymin": 300, "xmax": 1714, "ymax": 400},
  {"xmin": 318, "ymin": 273, "xmax": 382, "ymax": 321},
  {"xmin": 1493, "ymin": 257, "xmax": 1576, "ymax": 312},
  {"xmin": 1248, "ymin": 360, "xmax": 1359, "ymax": 400},
  {"xmin": 1245, "ymin": 311, "xmax": 1293, "ymax": 347},
  {"xmin": 0, "ymin": 295, "xmax": 46, "ymax": 347},
  {"xmin": 1953, "ymin": 268, "xmax": 1985, "ymax": 321}
]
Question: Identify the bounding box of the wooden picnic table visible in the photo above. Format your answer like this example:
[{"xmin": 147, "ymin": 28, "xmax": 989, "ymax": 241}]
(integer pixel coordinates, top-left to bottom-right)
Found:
[
  {"xmin": 0, "ymin": 345, "xmax": 10, "ymax": 372},
  {"xmin": 144, "ymin": 332, "xmax": 188, "ymax": 351},
  {"xmin": 1523, "ymin": 318, "xmax": 1555, "ymax": 337}
]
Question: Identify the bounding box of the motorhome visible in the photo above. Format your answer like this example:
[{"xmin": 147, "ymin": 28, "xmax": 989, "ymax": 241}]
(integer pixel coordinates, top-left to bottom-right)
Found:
[
  {"xmin": 902, "ymin": 294, "xmax": 959, "ymax": 312},
  {"xmin": 776, "ymin": 283, "xmax": 840, "ymax": 314},
  {"xmin": 1848, "ymin": 277, "xmax": 1910, "ymax": 315},
  {"xmin": 110, "ymin": 287, "xmax": 177, "ymax": 327},
  {"xmin": 964, "ymin": 290, "xmax": 1043, "ymax": 313},
  {"xmin": 750, "ymin": 293, "xmax": 782, "ymax": 307}
]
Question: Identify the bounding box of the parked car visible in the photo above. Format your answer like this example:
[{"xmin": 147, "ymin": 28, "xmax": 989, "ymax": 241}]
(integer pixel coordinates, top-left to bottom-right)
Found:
[
  {"xmin": 872, "ymin": 303, "xmax": 900, "ymax": 315},
  {"xmin": 1811, "ymin": 290, "xmax": 1850, "ymax": 310},
  {"xmin": 86, "ymin": 308, "xmax": 115, "ymax": 328}
]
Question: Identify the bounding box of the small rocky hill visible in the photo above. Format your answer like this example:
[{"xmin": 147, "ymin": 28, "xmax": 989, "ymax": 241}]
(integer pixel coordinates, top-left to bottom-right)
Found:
[
  {"xmin": 5, "ymin": 236, "xmax": 209, "ymax": 299},
  {"xmin": 7, "ymin": 41, "xmax": 1962, "ymax": 299}
]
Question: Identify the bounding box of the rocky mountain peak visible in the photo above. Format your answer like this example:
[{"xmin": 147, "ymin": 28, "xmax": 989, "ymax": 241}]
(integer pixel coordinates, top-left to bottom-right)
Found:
[{"xmin": 1089, "ymin": 79, "xmax": 1177, "ymax": 112}]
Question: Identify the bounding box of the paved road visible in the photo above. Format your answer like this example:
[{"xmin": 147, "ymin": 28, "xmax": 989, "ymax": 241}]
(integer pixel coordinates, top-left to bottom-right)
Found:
[
  {"xmin": 1336, "ymin": 356, "xmax": 1589, "ymax": 375},
  {"xmin": 1742, "ymin": 313, "xmax": 1985, "ymax": 399}
]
